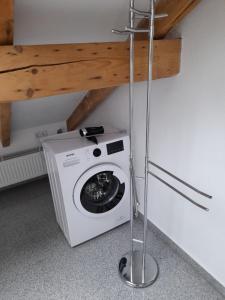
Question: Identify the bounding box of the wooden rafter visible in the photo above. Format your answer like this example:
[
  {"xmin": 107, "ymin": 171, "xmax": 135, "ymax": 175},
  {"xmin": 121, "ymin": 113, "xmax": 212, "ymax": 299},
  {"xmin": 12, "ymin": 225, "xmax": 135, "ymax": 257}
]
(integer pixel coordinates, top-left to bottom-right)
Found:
[
  {"xmin": 0, "ymin": 39, "xmax": 181, "ymax": 103},
  {"xmin": 0, "ymin": 103, "xmax": 11, "ymax": 147},
  {"xmin": 136, "ymin": 0, "xmax": 201, "ymax": 40},
  {"xmin": 67, "ymin": 0, "xmax": 201, "ymax": 131},
  {"xmin": 0, "ymin": 0, "xmax": 13, "ymax": 45},
  {"xmin": 67, "ymin": 88, "xmax": 116, "ymax": 131},
  {"xmin": 0, "ymin": 0, "xmax": 13, "ymax": 147},
  {"xmin": 155, "ymin": 0, "xmax": 202, "ymax": 39}
]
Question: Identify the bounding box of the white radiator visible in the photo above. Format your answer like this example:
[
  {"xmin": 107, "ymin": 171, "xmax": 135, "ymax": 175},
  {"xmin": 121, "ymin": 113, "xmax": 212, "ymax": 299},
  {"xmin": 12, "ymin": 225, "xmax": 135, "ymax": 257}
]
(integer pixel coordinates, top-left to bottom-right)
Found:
[{"xmin": 0, "ymin": 150, "xmax": 47, "ymax": 189}]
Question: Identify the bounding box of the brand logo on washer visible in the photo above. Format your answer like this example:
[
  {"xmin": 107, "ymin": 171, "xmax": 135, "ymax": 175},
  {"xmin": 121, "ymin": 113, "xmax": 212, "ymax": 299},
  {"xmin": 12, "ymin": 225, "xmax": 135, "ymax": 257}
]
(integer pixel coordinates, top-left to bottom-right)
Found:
[{"xmin": 63, "ymin": 157, "xmax": 80, "ymax": 168}]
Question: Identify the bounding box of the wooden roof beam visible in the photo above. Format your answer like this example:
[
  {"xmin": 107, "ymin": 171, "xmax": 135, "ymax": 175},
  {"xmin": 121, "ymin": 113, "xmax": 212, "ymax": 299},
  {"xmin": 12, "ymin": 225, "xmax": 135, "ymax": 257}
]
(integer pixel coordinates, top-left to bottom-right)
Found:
[
  {"xmin": 155, "ymin": 0, "xmax": 202, "ymax": 39},
  {"xmin": 67, "ymin": 88, "xmax": 116, "ymax": 131},
  {"xmin": 0, "ymin": 103, "xmax": 11, "ymax": 147},
  {"xmin": 0, "ymin": 39, "xmax": 181, "ymax": 103},
  {"xmin": 0, "ymin": 0, "xmax": 13, "ymax": 147},
  {"xmin": 67, "ymin": 0, "xmax": 202, "ymax": 131},
  {"xmin": 0, "ymin": 0, "xmax": 13, "ymax": 45}
]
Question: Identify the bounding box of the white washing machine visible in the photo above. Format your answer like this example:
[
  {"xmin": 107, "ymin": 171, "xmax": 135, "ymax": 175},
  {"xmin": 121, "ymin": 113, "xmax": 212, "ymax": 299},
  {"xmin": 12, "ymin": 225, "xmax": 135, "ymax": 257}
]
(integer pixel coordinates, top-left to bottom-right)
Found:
[{"xmin": 42, "ymin": 130, "xmax": 130, "ymax": 247}]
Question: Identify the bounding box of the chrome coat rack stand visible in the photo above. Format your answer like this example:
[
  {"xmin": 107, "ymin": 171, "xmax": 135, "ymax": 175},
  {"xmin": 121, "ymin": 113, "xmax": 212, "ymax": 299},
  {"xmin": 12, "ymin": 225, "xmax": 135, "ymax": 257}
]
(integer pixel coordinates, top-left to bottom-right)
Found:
[
  {"xmin": 113, "ymin": 0, "xmax": 166, "ymax": 288},
  {"xmin": 113, "ymin": 0, "xmax": 212, "ymax": 289}
]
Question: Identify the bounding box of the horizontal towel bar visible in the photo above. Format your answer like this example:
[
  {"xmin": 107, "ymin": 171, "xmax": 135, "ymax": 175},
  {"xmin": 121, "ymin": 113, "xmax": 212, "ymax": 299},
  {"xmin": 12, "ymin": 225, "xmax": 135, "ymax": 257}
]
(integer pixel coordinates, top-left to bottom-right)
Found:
[
  {"xmin": 148, "ymin": 171, "xmax": 209, "ymax": 211},
  {"xmin": 149, "ymin": 161, "xmax": 212, "ymax": 199}
]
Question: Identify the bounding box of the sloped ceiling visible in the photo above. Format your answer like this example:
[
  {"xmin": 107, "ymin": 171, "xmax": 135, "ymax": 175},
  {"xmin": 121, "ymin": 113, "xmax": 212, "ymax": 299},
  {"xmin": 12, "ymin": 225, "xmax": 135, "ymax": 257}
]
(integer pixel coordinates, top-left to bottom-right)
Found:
[
  {"xmin": 12, "ymin": 0, "xmax": 147, "ymax": 131},
  {"xmin": 11, "ymin": 92, "xmax": 85, "ymax": 131}
]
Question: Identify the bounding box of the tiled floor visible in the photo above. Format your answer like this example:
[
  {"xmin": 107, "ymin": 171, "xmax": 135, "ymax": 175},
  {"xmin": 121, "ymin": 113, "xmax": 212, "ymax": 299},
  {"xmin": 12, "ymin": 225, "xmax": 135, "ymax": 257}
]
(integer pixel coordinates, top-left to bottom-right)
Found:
[{"xmin": 0, "ymin": 179, "xmax": 224, "ymax": 300}]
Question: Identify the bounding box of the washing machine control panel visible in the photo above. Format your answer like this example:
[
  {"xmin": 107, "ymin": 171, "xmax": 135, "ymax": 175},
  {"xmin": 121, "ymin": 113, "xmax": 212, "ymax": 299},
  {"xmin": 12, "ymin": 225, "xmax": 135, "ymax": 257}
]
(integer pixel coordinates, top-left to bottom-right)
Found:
[{"xmin": 62, "ymin": 139, "xmax": 126, "ymax": 166}]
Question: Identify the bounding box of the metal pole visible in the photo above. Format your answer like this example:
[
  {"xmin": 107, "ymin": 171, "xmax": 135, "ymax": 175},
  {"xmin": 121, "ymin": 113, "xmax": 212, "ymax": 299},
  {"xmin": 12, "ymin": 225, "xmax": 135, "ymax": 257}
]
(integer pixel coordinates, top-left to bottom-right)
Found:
[
  {"xmin": 116, "ymin": 0, "xmax": 159, "ymax": 288},
  {"xmin": 129, "ymin": 0, "xmax": 135, "ymax": 284},
  {"xmin": 142, "ymin": 0, "xmax": 155, "ymax": 283}
]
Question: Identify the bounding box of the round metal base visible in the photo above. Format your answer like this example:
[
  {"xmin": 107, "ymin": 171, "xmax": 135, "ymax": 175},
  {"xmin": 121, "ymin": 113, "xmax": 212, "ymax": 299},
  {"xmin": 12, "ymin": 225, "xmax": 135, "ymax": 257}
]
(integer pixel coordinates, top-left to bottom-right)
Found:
[{"xmin": 118, "ymin": 250, "xmax": 159, "ymax": 288}]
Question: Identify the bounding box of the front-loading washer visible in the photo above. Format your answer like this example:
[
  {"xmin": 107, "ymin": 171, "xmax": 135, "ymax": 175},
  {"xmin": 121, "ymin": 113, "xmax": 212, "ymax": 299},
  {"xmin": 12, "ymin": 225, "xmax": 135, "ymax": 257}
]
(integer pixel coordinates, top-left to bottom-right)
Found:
[{"xmin": 42, "ymin": 130, "xmax": 130, "ymax": 247}]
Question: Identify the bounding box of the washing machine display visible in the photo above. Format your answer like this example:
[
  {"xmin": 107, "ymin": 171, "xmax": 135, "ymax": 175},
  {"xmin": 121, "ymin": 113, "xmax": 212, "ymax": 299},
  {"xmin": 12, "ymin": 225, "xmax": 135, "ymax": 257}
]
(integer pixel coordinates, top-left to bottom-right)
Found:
[
  {"xmin": 107, "ymin": 140, "xmax": 124, "ymax": 155},
  {"xmin": 80, "ymin": 171, "xmax": 125, "ymax": 214}
]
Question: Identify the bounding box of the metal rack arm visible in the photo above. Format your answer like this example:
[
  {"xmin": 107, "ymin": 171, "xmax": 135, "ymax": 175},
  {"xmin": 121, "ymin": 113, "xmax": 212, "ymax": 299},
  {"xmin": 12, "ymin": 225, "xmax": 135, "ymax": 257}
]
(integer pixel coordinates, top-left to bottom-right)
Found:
[
  {"xmin": 125, "ymin": 27, "xmax": 152, "ymax": 33},
  {"xmin": 111, "ymin": 29, "xmax": 129, "ymax": 35},
  {"xmin": 149, "ymin": 161, "xmax": 212, "ymax": 199},
  {"xmin": 130, "ymin": 7, "xmax": 168, "ymax": 20},
  {"xmin": 149, "ymin": 171, "xmax": 209, "ymax": 211},
  {"xmin": 112, "ymin": 27, "xmax": 152, "ymax": 34}
]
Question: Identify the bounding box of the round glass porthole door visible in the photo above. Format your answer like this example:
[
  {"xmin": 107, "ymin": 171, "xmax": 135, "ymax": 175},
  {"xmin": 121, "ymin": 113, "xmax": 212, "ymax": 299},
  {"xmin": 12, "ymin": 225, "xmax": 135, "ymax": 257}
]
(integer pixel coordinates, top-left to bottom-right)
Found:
[
  {"xmin": 73, "ymin": 164, "xmax": 128, "ymax": 217},
  {"xmin": 81, "ymin": 171, "xmax": 125, "ymax": 214}
]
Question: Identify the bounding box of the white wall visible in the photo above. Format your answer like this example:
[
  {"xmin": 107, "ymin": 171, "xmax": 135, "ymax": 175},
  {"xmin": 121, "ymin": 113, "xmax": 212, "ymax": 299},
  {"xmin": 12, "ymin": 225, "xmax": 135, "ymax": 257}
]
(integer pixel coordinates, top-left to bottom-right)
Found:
[
  {"xmin": 0, "ymin": 122, "xmax": 66, "ymax": 157},
  {"xmin": 84, "ymin": 0, "xmax": 225, "ymax": 287}
]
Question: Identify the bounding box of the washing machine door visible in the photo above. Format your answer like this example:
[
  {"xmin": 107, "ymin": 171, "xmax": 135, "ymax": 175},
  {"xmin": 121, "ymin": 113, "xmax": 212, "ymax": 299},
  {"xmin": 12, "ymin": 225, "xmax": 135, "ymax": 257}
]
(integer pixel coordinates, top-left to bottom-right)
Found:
[{"xmin": 73, "ymin": 164, "xmax": 128, "ymax": 217}]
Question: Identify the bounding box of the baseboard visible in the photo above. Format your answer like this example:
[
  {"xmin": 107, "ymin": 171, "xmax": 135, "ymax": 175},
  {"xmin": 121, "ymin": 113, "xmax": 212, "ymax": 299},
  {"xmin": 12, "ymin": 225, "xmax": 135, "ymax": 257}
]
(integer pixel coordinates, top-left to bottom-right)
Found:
[{"xmin": 139, "ymin": 214, "xmax": 225, "ymax": 298}]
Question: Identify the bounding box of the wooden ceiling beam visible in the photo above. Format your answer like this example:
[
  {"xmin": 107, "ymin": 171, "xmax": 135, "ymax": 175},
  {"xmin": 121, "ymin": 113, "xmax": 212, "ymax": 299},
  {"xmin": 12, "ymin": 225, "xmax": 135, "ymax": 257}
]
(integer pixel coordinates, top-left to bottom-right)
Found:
[
  {"xmin": 66, "ymin": 17, "xmax": 150, "ymax": 132},
  {"xmin": 67, "ymin": 88, "xmax": 116, "ymax": 131},
  {"xmin": 67, "ymin": 0, "xmax": 201, "ymax": 131},
  {"xmin": 0, "ymin": 0, "xmax": 13, "ymax": 45},
  {"xmin": 66, "ymin": 0, "xmax": 201, "ymax": 132},
  {"xmin": 136, "ymin": 0, "xmax": 201, "ymax": 40},
  {"xmin": 0, "ymin": 103, "xmax": 11, "ymax": 147},
  {"xmin": 0, "ymin": 0, "xmax": 13, "ymax": 147},
  {"xmin": 0, "ymin": 39, "xmax": 181, "ymax": 103},
  {"xmin": 155, "ymin": 0, "xmax": 202, "ymax": 39}
]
